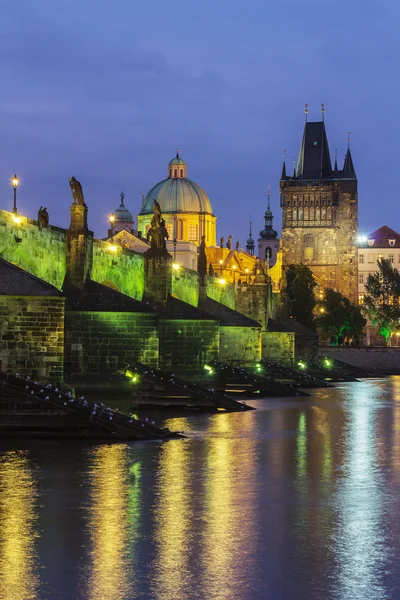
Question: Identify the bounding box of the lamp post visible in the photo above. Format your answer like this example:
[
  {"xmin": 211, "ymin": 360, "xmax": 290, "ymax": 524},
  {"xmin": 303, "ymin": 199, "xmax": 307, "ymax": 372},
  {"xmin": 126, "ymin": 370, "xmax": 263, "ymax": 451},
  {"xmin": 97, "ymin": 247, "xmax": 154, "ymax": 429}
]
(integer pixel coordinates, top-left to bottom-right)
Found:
[{"xmin": 12, "ymin": 174, "xmax": 19, "ymax": 214}]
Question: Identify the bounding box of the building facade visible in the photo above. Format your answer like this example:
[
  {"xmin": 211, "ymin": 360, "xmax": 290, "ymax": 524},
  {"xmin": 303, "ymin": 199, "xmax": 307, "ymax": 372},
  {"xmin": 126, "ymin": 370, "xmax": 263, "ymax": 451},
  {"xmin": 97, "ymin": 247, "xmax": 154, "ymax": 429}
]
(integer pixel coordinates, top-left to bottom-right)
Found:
[
  {"xmin": 137, "ymin": 152, "xmax": 217, "ymax": 269},
  {"xmin": 280, "ymin": 119, "xmax": 358, "ymax": 302},
  {"xmin": 358, "ymin": 226, "xmax": 400, "ymax": 304}
]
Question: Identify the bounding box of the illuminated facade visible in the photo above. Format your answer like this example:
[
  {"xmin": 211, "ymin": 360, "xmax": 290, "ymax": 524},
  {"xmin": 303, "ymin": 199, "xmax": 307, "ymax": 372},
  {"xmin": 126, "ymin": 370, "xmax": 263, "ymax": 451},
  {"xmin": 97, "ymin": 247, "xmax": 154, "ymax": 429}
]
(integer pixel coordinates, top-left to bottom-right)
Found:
[
  {"xmin": 137, "ymin": 152, "xmax": 217, "ymax": 269},
  {"xmin": 280, "ymin": 117, "xmax": 358, "ymax": 302}
]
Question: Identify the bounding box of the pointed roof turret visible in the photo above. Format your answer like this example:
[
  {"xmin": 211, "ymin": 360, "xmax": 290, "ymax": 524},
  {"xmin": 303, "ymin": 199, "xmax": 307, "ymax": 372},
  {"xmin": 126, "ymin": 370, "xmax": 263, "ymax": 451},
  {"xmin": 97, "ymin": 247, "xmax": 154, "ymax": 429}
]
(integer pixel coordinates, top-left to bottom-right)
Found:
[
  {"xmin": 259, "ymin": 187, "xmax": 278, "ymax": 240},
  {"xmin": 296, "ymin": 121, "xmax": 332, "ymax": 179},
  {"xmin": 281, "ymin": 150, "xmax": 287, "ymax": 180},
  {"xmin": 246, "ymin": 220, "xmax": 255, "ymax": 254},
  {"xmin": 342, "ymin": 147, "xmax": 357, "ymax": 179}
]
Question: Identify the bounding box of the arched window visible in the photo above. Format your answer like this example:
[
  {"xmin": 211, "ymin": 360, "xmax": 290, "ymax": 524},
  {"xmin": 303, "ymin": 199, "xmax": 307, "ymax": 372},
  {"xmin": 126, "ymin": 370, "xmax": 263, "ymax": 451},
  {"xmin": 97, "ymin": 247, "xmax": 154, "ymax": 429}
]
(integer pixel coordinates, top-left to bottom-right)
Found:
[
  {"xmin": 180, "ymin": 169, "xmax": 183, "ymax": 177},
  {"xmin": 174, "ymin": 169, "xmax": 177, "ymax": 177}
]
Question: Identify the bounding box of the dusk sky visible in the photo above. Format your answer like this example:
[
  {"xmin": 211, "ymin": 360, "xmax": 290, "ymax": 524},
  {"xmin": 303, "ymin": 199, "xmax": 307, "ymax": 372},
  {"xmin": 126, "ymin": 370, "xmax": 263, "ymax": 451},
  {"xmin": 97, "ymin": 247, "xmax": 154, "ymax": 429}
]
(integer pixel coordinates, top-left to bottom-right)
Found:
[{"xmin": 0, "ymin": 0, "xmax": 398, "ymax": 244}]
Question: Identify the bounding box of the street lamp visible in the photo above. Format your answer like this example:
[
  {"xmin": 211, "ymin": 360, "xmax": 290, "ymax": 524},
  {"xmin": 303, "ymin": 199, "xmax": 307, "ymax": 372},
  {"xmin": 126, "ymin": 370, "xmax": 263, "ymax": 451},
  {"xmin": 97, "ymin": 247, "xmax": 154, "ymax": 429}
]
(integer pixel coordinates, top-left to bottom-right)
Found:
[{"xmin": 11, "ymin": 174, "xmax": 19, "ymax": 214}]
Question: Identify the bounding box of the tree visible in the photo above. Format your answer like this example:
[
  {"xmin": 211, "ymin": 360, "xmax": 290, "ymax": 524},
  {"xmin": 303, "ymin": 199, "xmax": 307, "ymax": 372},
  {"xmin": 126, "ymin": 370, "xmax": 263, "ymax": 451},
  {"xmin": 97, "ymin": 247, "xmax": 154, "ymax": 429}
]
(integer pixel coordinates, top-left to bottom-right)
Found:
[
  {"xmin": 285, "ymin": 264, "xmax": 317, "ymax": 328},
  {"xmin": 364, "ymin": 258, "xmax": 400, "ymax": 344},
  {"xmin": 316, "ymin": 288, "xmax": 366, "ymax": 345}
]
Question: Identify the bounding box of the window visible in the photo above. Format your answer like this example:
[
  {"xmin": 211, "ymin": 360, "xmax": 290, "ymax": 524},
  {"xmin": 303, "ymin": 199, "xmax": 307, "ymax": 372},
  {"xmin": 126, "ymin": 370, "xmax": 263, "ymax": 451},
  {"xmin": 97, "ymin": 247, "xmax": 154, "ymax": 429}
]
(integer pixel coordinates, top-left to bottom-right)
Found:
[
  {"xmin": 174, "ymin": 169, "xmax": 177, "ymax": 177},
  {"xmin": 188, "ymin": 224, "xmax": 198, "ymax": 241},
  {"xmin": 359, "ymin": 254, "xmax": 364, "ymax": 264},
  {"xmin": 389, "ymin": 254, "xmax": 394, "ymax": 263},
  {"xmin": 367, "ymin": 254, "xmax": 374, "ymax": 263},
  {"xmin": 180, "ymin": 169, "xmax": 183, "ymax": 177},
  {"xmin": 304, "ymin": 247, "xmax": 314, "ymax": 260},
  {"xmin": 378, "ymin": 253, "xmax": 384, "ymax": 262},
  {"xmin": 177, "ymin": 219, "xmax": 184, "ymax": 240},
  {"xmin": 358, "ymin": 272, "xmax": 364, "ymax": 284},
  {"xmin": 358, "ymin": 294, "xmax": 364, "ymax": 305},
  {"xmin": 389, "ymin": 239, "xmax": 396, "ymax": 247},
  {"xmin": 367, "ymin": 239, "xmax": 374, "ymax": 246},
  {"xmin": 166, "ymin": 223, "xmax": 173, "ymax": 238}
]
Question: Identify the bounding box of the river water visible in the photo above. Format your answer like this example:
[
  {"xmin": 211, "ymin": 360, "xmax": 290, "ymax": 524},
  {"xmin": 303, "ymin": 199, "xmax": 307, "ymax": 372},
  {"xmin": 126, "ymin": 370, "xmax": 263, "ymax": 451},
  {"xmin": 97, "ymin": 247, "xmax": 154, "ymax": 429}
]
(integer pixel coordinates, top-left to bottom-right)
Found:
[{"xmin": 1, "ymin": 378, "xmax": 400, "ymax": 600}]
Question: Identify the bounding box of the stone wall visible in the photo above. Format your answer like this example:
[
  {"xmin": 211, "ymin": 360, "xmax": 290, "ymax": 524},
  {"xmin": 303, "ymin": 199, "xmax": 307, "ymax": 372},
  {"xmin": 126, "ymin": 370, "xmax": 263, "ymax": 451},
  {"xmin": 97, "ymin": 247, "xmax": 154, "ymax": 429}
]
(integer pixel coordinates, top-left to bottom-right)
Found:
[
  {"xmin": 91, "ymin": 240, "xmax": 145, "ymax": 300},
  {"xmin": 158, "ymin": 320, "xmax": 219, "ymax": 374},
  {"xmin": 220, "ymin": 326, "xmax": 261, "ymax": 367},
  {"xmin": 172, "ymin": 266, "xmax": 199, "ymax": 307},
  {"xmin": 318, "ymin": 346, "xmax": 400, "ymax": 375},
  {"xmin": 0, "ymin": 209, "xmax": 66, "ymax": 289},
  {"xmin": 262, "ymin": 332, "xmax": 295, "ymax": 366},
  {"xmin": 64, "ymin": 312, "xmax": 159, "ymax": 377},
  {"xmin": 0, "ymin": 295, "xmax": 65, "ymax": 379},
  {"xmin": 205, "ymin": 275, "xmax": 235, "ymax": 309},
  {"xmin": 235, "ymin": 282, "xmax": 271, "ymax": 330}
]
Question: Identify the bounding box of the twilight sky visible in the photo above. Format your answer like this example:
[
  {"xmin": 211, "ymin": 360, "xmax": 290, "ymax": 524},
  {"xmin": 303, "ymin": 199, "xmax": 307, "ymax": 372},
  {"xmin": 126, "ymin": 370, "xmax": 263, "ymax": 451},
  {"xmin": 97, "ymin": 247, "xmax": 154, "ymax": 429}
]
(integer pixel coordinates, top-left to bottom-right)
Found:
[{"xmin": 0, "ymin": 0, "xmax": 398, "ymax": 244}]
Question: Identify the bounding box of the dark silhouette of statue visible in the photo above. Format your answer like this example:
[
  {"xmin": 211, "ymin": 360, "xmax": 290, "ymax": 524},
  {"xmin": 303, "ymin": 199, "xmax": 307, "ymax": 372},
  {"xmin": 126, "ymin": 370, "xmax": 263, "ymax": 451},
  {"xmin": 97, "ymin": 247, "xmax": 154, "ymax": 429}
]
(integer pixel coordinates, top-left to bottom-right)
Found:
[
  {"xmin": 235, "ymin": 241, "xmax": 240, "ymax": 251},
  {"xmin": 226, "ymin": 235, "xmax": 232, "ymax": 250},
  {"xmin": 198, "ymin": 235, "xmax": 207, "ymax": 277},
  {"xmin": 38, "ymin": 206, "xmax": 49, "ymax": 228},
  {"xmin": 69, "ymin": 177, "xmax": 86, "ymax": 206},
  {"xmin": 148, "ymin": 199, "xmax": 169, "ymax": 251},
  {"xmin": 220, "ymin": 236, "xmax": 224, "ymax": 248}
]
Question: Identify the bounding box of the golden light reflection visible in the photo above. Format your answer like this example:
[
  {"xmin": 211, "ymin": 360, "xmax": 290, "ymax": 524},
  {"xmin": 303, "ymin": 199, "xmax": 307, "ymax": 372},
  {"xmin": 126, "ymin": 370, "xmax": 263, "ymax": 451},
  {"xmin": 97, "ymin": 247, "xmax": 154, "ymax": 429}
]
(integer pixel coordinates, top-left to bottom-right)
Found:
[
  {"xmin": 200, "ymin": 414, "xmax": 257, "ymax": 599},
  {"xmin": 0, "ymin": 450, "xmax": 40, "ymax": 600},
  {"xmin": 85, "ymin": 444, "xmax": 134, "ymax": 600},
  {"xmin": 152, "ymin": 439, "xmax": 193, "ymax": 600}
]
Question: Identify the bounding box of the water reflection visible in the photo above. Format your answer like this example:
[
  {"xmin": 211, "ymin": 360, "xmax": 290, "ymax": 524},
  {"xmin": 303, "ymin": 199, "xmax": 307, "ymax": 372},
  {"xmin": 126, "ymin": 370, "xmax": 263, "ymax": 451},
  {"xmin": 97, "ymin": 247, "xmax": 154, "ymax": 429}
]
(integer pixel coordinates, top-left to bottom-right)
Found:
[
  {"xmin": 83, "ymin": 444, "xmax": 138, "ymax": 600},
  {"xmin": 0, "ymin": 450, "xmax": 40, "ymax": 600},
  {"xmin": 200, "ymin": 414, "xmax": 257, "ymax": 599},
  {"xmin": 335, "ymin": 383, "xmax": 387, "ymax": 599},
  {"xmin": 152, "ymin": 435, "xmax": 194, "ymax": 600}
]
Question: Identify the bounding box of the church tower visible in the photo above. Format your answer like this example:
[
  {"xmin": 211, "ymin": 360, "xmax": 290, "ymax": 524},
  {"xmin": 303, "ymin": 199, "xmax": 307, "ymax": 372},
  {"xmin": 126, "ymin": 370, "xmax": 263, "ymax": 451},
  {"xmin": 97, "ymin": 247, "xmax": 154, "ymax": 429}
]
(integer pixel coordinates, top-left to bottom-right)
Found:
[{"xmin": 280, "ymin": 109, "xmax": 358, "ymax": 302}]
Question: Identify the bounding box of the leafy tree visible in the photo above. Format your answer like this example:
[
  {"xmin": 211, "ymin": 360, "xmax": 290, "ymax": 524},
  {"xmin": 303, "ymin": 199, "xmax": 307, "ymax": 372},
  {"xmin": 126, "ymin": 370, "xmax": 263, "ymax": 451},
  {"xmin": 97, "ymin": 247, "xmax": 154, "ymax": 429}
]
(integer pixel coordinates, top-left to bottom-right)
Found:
[
  {"xmin": 285, "ymin": 264, "xmax": 317, "ymax": 328},
  {"xmin": 364, "ymin": 258, "xmax": 400, "ymax": 344},
  {"xmin": 316, "ymin": 288, "xmax": 366, "ymax": 345}
]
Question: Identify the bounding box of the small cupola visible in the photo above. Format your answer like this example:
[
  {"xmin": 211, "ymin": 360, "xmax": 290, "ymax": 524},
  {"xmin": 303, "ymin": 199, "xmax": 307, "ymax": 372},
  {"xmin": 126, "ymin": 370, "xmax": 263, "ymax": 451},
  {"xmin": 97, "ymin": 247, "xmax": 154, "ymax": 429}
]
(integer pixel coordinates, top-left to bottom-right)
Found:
[{"xmin": 168, "ymin": 150, "xmax": 187, "ymax": 179}]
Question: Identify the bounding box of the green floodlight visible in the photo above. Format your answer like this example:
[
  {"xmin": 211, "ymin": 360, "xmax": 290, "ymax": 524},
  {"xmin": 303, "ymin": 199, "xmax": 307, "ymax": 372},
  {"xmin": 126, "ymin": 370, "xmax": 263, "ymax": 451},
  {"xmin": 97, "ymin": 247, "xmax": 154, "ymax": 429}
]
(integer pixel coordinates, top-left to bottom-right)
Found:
[
  {"xmin": 204, "ymin": 364, "xmax": 214, "ymax": 375},
  {"xmin": 298, "ymin": 360, "xmax": 307, "ymax": 370},
  {"xmin": 324, "ymin": 358, "xmax": 332, "ymax": 368}
]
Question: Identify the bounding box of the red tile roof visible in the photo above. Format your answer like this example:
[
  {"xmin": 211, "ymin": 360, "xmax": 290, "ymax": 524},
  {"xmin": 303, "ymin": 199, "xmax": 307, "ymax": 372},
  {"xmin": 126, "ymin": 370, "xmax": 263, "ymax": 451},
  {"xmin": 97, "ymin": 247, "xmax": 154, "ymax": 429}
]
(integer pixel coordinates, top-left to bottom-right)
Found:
[{"xmin": 367, "ymin": 226, "xmax": 400, "ymax": 248}]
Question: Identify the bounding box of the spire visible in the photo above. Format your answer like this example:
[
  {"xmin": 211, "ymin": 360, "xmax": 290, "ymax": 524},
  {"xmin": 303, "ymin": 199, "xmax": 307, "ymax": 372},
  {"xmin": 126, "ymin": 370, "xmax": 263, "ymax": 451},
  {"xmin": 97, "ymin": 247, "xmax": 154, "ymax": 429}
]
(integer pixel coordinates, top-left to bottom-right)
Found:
[
  {"xmin": 246, "ymin": 219, "xmax": 255, "ymax": 255},
  {"xmin": 333, "ymin": 148, "xmax": 338, "ymax": 172},
  {"xmin": 281, "ymin": 150, "xmax": 287, "ymax": 180},
  {"xmin": 259, "ymin": 189, "xmax": 278, "ymax": 240},
  {"xmin": 293, "ymin": 157, "xmax": 296, "ymax": 178},
  {"xmin": 342, "ymin": 147, "xmax": 357, "ymax": 179},
  {"xmin": 296, "ymin": 120, "xmax": 332, "ymax": 179}
]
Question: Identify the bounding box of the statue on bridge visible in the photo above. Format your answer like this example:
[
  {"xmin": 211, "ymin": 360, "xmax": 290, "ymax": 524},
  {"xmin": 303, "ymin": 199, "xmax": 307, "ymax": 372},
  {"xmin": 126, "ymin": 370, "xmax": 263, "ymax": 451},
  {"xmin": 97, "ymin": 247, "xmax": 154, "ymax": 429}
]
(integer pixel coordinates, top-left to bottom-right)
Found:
[
  {"xmin": 148, "ymin": 199, "xmax": 168, "ymax": 251},
  {"xmin": 38, "ymin": 206, "xmax": 49, "ymax": 228},
  {"xmin": 226, "ymin": 235, "xmax": 232, "ymax": 250},
  {"xmin": 69, "ymin": 177, "xmax": 86, "ymax": 206}
]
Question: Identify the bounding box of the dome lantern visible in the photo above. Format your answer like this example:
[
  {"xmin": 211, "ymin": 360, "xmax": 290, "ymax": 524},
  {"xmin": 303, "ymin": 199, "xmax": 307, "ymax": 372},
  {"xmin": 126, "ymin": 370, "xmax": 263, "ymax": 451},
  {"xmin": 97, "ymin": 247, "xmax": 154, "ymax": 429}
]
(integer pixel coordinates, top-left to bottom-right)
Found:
[{"xmin": 168, "ymin": 150, "xmax": 187, "ymax": 179}]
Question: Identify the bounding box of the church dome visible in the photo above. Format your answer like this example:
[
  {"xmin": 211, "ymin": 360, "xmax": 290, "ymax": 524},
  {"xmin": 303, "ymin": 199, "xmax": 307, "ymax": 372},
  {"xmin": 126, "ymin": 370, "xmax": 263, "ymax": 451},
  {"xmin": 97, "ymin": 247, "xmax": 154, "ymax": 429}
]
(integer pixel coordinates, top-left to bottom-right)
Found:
[
  {"xmin": 140, "ymin": 152, "xmax": 214, "ymax": 215},
  {"xmin": 115, "ymin": 194, "xmax": 133, "ymax": 222}
]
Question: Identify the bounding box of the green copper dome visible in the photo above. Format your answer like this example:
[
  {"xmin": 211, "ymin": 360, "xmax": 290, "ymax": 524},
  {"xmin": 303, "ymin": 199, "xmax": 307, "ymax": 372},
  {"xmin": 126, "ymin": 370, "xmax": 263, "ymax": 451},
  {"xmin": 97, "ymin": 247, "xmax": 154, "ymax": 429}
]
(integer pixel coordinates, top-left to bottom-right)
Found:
[
  {"xmin": 169, "ymin": 151, "xmax": 186, "ymax": 166},
  {"xmin": 140, "ymin": 152, "xmax": 214, "ymax": 215},
  {"xmin": 140, "ymin": 178, "xmax": 213, "ymax": 215},
  {"xmin": 114, "ymin": 193, "xmax": 133, "ymax": 221}
]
